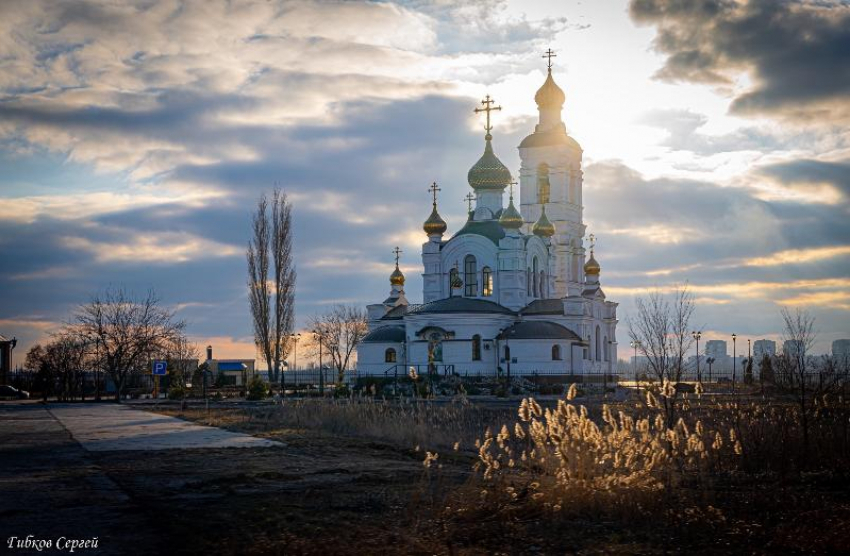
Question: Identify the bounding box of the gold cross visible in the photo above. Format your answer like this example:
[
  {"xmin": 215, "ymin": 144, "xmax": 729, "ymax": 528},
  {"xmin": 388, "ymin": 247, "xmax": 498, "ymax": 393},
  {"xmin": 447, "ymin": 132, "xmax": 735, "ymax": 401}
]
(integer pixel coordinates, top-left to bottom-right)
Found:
[
  {"xmin": 428, "ymin": 181, "xmax": 441, "ymax": 205},
  {"xmin": 543, "ymin": 48, "xmax": 557, "ymax": 69},
  {"xmin": 392, "ymin": 246, "xmax": 402, "ymax": 267},
  {"xmin": 588, "ymin": 233, "xmax": 596, "ymax": 253},
  {"xmin": 464, "ymin": 193, "xmax": 476, "ymax": 212},
  {"xmin": 473, "ymin": 94, "xmax": 502, "ymax": 135},
  {"xmin": 508, "ymin": 180, "xmax": 517, "ymax": 200}
]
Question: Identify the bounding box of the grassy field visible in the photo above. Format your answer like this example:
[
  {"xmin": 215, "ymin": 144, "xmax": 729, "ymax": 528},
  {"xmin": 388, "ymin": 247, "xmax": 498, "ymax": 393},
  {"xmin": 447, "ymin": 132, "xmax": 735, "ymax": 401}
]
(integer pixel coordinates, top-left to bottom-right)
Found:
[{"xmin": 150, "ymin": 387, "xmax": 850, "ymax": 554}]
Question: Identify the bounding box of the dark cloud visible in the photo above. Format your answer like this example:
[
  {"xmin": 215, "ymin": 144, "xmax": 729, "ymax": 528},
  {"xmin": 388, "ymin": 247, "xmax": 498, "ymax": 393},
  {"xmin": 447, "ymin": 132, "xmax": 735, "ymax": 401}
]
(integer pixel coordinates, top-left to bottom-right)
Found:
[
  {"xmin": 630, "ymin": 0, "xmax": 850, "ymax": 121},
  {"xmin": 759, "ymin": 158, "xmax": 850, "ymax": 202}
]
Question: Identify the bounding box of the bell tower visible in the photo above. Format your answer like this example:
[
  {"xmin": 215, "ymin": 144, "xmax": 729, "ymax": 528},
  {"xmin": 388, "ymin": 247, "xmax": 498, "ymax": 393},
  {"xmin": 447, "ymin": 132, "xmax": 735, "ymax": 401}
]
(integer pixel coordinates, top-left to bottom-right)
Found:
[{"xmin": 518, "ymin": 49, "xmax": 586, "ymax": 298}]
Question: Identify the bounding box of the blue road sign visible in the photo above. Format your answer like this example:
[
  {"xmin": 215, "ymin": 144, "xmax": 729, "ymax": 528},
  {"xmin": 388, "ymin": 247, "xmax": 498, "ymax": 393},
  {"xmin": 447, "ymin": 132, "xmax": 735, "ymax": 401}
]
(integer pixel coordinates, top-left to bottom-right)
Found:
[{"xmin": 152, "ymin": 361, "xmax": 167, "ymax": 376}]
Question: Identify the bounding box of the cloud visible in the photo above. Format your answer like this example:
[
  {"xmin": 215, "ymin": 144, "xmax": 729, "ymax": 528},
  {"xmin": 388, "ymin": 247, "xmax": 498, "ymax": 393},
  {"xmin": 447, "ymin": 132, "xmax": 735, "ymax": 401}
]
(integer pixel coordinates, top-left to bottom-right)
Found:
[{"xmin": 629, "ymin": 0, "xmax": 850, "ymax": 123}]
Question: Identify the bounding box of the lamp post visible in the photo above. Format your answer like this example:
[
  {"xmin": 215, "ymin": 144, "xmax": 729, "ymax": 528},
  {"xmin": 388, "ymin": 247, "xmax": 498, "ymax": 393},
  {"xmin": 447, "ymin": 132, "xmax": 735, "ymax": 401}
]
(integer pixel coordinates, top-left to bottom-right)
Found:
[
  {"xmin": 630, "ymin": 340, "xmax": 642, "ymax": 392},
  {"xmin": 706, "ymin": 357, "xmax": 715, "ymax": 383},
  {"xmin": 692, "ymin": 331, "xmax": 702, "ymax": 384},
  {"xmin": 312, "ymin": 330, "xmax": 324, "ymax": 396},
  {"xmin": 732, "ymin": 333, "xmax": 737, "ymax": 392}
]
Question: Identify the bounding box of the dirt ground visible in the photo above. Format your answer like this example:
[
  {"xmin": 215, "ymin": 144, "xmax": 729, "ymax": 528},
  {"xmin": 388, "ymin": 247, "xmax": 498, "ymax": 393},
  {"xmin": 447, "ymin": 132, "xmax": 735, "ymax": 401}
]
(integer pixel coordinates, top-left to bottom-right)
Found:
[{"xmin": 2, "ymin": 401, "xmax": 849, "ymax": 555}]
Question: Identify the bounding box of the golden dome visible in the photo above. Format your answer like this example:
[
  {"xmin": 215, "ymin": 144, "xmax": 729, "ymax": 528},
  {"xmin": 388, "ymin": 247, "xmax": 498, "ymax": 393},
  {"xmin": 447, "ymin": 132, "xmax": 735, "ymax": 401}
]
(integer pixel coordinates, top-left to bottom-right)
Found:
[
  {"xmin": 534, "ymin": 69, "xmax": 565, "ymax": 109},
  {"xmin": 390, "ymin": 266, "xmax": 405, "ymax": 286},
  {"xmin": 584, "ymin": 254, "xmax": 601, "ymax": 275},
  {"xmin": 499, "ymin": 196, "xmax": 524, "ymax": 230},
  {"xmin": 423, "ymin": 204, "xmax": 447, "ymax": 235},
  {"xmin": 468, "ymin": 136, "xmax": 512, "ymax": 190},
  {"xmin": 532, "ymin": 205, "xmax": 555, "ymax": 237}
]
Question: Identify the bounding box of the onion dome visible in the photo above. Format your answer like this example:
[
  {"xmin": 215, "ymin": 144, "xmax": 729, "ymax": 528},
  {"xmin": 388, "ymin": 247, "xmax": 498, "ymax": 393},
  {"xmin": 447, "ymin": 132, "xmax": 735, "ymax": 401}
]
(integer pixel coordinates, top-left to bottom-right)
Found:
[
  {"xmin": 390, "ymin": 265, "xmax": 405, "ymax": 286},
  {"xmin": 468, "ymin": 135, "xmax": 512, "ymax": 191},
  {"xmin": 534, "ymin": 68, "xmax": 565, "ymax": 110},
  {"xmin": 423, "ymin": 204, "xmax": 447, "ymax": 235},
  {"xmin": 499, "ymin": 196, "xmax": 524, "ymax": 230},
  {"xmin": 584, "ymin": 253, "xmax": 601, "ymax": 275},
  {"xmin": 532, "ymin": 205, "xmax": 555, "ymax": 237}
]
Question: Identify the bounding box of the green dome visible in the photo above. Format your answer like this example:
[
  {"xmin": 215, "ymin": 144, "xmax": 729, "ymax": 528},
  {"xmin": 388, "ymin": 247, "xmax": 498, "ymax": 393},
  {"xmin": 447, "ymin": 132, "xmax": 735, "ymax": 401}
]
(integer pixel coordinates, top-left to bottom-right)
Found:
[
  {"xmin": 499, "ymin": 197, "xmax": 524, "ymax": 230},
  {"xmin": 467, "ymin": 136, "xmax": 511, "ymax": 191},
  {"xmin": 532, "ymin": 205, "xmax": 556, "ymax": 237}
]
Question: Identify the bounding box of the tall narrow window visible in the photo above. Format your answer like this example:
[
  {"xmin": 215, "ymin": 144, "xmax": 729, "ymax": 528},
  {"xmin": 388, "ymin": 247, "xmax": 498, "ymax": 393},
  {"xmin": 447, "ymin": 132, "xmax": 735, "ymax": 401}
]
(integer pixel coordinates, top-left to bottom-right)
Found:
[
  {"xmin": 472, "ymin": 335, "xmax": 481, "ymax": 361},
  {"xmin": 537, "ymin": 162, "xmax": 550, "ymax": 204},
  {"xmin": 527, "ymin": 268, "xmax": 532, "ymax": 295},
  {"xmin": 464, "ymin": 255, "xmax": 478, "ymax": 297},
  {"xmin": 482, "ymin": 267, "xmax": 493, "ymax": 296},
  {"xmin": 449, "ymin": 268, "xmax": 460, "ymax": 297},
  {"xmin": 540, "ymin": 270, "xmax": 546, "ymax": 298},
  {"xmin": 532, "ymin": 257, "xmax": 539, "ymax": 298},
  {"xmin": 385, "ymin": 348, "xmax": 396, "ymax": 363},
  {"xmin": 604, "ymin": 336, "xmax": 609, "ymax": 361},
  {"xmin": 552, "ymin": 344, "xmax": 561, "ymax": 361},
  {"xmin": 595, "ymin": 325, "xmax": 601, "ymax": 361}
]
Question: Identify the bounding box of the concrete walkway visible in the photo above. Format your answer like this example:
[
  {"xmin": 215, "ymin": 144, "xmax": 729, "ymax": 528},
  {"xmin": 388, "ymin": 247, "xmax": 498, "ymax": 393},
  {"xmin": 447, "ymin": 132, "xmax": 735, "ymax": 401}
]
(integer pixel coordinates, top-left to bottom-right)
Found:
[{"xmin": 48, "ymin": 403, "xmax": 282, "ymax": 451}]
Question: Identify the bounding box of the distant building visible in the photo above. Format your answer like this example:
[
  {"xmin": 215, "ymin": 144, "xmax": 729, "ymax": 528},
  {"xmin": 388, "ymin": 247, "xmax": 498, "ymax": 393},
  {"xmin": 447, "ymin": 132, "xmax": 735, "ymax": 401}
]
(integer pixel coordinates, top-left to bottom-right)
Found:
[
  {"xmin": 783, "ymin": 339, "xmax": 804, "ymax": 356},
  {"xmin": 0, "ymin": 335, "xmax": 17, "ymax": 386},
  {"xmin": 753, "ymin": 339, "xmax": 776, "ymax": 359},
  {"xmin": 833, "ymin": 339, "xmax": 850, "ymax": 361},
  {"xmin": 705, "ymin": 340, "xmax": 727, "ymax": 359},
  {"xmin": 204, "ymin": 345, "xmax": 255, "ymax": 386}
]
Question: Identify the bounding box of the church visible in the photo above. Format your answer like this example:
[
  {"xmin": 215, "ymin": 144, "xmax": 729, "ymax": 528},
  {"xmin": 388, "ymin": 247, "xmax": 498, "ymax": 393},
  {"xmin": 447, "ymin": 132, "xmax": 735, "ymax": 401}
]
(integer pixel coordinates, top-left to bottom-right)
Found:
[{"xmin": 357, "ymin": 54, "xmax": 618, "ymax": 379}]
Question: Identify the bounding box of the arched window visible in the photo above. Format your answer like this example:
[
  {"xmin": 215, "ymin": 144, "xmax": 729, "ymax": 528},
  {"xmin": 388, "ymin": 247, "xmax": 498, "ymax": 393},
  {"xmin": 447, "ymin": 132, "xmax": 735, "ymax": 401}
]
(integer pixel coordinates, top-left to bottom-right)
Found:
[
  {"xmin": 527, "ymin": 268, "xmax": 532, "ymax": 295},
  {"xmin": 482, "ymin": 267, "xmax": 493, "ymax": 296},
  {"xmin": 472, "ymin": 335, "xmax": 481, "ymax": 361},
  {"xmin": 595, "ymin": 325, "xmax": 601, "ymax": 361},
  {"xmin": 449, "ymin": 267, "xmax": 460, "ymax": 296},
  {"xmin": 552, "ymin": 344, "xmax": 561, "ymax": 361},
  {"xmin": 532, "ymin": 257, "xmax": 539, "ymax": 297},
  {"xmin": 385, "ymin": 348, "xmax": 396, "ymax": 363},
  {"xmin": 540, "ymin": 270, "xmax": 547, "ymax": 298},
  {"xmin": 604, "ymin": 336, "xmax": 609, "ymax": 361},
  {"xmin": 504, "ymin": 345, "xmax": 511, "ymax": 363},
  {"xmin": 464, "ymin": 255, "xmax": 478, "ymax": 297}
]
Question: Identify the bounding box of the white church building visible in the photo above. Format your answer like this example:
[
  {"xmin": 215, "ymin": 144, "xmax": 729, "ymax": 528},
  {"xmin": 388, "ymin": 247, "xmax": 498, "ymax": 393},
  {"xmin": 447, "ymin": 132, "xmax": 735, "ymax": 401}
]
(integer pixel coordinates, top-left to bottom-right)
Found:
[{"xmin": 357, "ymin": 57, "xmax": 618, "ymax": 379}]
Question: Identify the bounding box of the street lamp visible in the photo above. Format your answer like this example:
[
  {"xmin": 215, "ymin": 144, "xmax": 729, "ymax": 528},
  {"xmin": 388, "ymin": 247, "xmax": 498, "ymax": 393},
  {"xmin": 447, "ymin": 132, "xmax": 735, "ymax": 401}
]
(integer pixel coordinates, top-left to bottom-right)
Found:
[
  {"xmin": 732, "ymin": 333, "xmax": 737, "ymax": 392},
  {"xmin": 692, "ymin": 331, "xmax": 702, "ymax": 384},
  {"xmin": 630, "ymin": 340, "xmax": 642, "ymax": 392},
  {"xmin": 312, "ymin": 330, "xmax": 325, "ymax": 396},
  {"xmin": 706, "ymin": 357, "xmax": 715, "ymax": 382}
]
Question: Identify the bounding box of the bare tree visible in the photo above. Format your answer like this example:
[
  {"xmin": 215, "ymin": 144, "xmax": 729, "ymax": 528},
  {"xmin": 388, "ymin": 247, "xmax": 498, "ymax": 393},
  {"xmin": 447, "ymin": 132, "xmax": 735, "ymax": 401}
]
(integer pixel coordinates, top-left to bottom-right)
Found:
[
  {"xmin": 628, "ymin": 285, "xmax": 696, "ymax": 424},
  {"xmin": 308, "ymin": 304, "xmax": 368, "ymax": 383},
  {"xmin": 163, "ymin": 335, "xmax": 200, "ymax": 387},
  {"xmin": 70, "ymin": 288, "xmax": 185, "ymax": 401},
  {"xmin": 248, "ymin": 189, "xmax": 296, "ymax": 384}
]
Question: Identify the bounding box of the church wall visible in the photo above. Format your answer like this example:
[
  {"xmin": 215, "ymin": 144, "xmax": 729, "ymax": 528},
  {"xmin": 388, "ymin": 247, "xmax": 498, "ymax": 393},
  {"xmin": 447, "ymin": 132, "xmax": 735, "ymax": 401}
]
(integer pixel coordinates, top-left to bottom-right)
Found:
[{"xmin": 357, "ymin": 342, "xmax": 405, "ymax": 376}]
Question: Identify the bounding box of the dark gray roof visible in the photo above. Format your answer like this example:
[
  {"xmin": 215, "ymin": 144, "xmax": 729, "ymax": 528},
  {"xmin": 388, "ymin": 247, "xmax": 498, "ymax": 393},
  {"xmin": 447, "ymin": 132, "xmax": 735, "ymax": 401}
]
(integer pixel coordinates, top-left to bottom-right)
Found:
[
  {"xmin": 362, "ymin": 326, "xmax": 406, "ymax": 343},
  {"xmin": 450, "ymin": 219, "xmax": 506, "ymax": 245},
  {"xmin": 498, "ymin": 321, "xmax": 582, "ymax": 341},
  {"xmin": 409, "ymin": 297, "xmax": 515, "ymax": 315},
  {"xmin": 519, "ymin": 129, "xmax": 582, "ymax": 150},
  {"xmin": 380, "ymin": 305, "xmax": 411, "ymax": 320},
  {"xmin": 520, "ymin": 299, "xmax": 563, "ymax": 315},
  {"xmin": 582, "ymin": 286, "xmax": 605, "ymax": 299}
]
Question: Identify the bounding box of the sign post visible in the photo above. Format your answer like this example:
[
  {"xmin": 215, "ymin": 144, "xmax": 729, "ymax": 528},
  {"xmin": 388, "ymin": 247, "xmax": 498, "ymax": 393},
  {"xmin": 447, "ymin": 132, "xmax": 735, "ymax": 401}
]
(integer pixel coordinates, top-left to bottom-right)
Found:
[{"xmin": 152, "ymin": 361, "xmax": 167, "ymax": 399}]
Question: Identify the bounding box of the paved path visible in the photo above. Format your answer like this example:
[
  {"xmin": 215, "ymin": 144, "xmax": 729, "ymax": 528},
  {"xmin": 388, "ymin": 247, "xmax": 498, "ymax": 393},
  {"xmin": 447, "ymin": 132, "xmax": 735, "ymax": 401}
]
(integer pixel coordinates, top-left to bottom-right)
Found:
[{"xmin": 47, "ymin": 403, "xmax": 282, "ymax": 451}]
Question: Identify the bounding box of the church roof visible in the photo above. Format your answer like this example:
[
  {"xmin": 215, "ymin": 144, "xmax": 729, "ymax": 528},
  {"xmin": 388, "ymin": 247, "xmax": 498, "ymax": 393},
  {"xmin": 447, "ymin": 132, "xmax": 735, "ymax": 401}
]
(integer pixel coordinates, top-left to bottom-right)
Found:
[
  {"xmin": 380, "ymin": 305, "xmax": 411, "ymax": 320},
  {"xmin": 362, "ymin": 326, "xmax": 406, "ymax": 343},
  {"xmin": 520, "ymin": 299, "xmax": 564, "ymax": 315},
  {"xmin": 409, "ymin": 297, "xmax": 515, "ymax": 315},
  {"xmin": 498, "ymin": 321, "xmax": 582, "ymax": 342},
  {"xmin": 519, "ymin": 129, "xmax": 581, "ymax": 150},
  {"xmin": 450, "ymin": 219, "xmax": 506, "ymax": 245}
]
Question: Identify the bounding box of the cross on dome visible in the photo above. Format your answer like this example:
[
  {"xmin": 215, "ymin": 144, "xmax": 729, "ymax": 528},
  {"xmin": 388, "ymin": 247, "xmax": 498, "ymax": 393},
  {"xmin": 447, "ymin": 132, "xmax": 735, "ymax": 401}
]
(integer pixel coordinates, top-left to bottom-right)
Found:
[
  {"xmin": 543, "ymin": 48, "xmax": 557, "ymax": 70},
  {"xmin": 474, "ymin": 94, "xmax": 502, "ymax": 139},
  {"xmin": 428, "ymin": 181, "xmax": 441, "ymax": 205},
  {"xmin": 464, "ymin": 192, "xmax": 476, "ymax": 212},
  {"xmin": 392, "ymin": 246, "xmax": 402, "ymax": 267}
]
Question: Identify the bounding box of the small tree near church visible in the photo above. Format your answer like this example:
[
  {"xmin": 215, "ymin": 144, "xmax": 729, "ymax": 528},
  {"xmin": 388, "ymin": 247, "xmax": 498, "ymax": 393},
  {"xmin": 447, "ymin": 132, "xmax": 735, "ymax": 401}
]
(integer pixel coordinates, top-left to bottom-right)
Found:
[{"xmin": 247, "ymin": 189, "xmax": 296, "ymax": 384}]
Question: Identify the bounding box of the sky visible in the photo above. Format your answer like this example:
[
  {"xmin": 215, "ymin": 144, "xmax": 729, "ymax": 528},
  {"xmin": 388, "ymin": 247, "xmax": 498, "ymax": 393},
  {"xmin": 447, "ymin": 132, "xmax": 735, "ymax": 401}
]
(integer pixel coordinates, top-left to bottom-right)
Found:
[{"xmin": 1, "ymin": 0, "xmax": 849, "ymax": 364}]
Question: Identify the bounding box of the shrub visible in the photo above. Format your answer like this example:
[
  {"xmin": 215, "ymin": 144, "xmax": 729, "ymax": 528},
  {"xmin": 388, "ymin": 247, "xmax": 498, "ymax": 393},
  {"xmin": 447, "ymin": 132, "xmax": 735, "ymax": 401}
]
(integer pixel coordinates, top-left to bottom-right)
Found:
[
  {"xmin": 167, "ymin": 384, "xmax": 186, "ymax": 400},
  {"xmin": 246, "ymin": 376, "xmax": 268, "ymax": 400}
]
